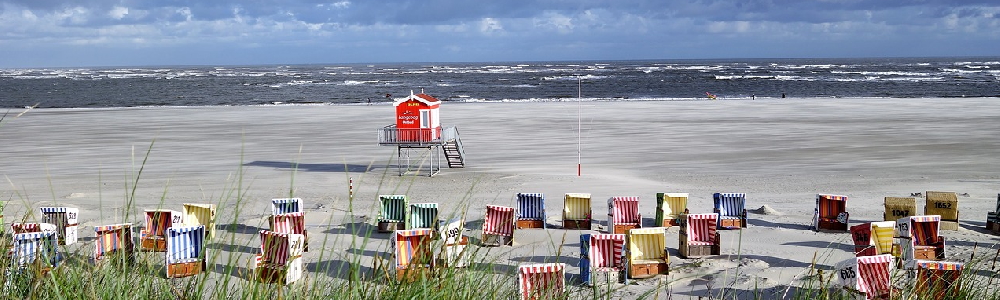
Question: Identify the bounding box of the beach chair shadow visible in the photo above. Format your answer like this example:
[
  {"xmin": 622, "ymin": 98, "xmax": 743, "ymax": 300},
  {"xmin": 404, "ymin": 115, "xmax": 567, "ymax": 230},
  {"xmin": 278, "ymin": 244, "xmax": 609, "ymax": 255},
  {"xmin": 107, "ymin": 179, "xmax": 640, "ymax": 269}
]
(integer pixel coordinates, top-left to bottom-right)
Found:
[
  {"xmin": 737, "ymin": 254, "xmax": 823, "ymax": 269},
  {"xmin": 206, "ymin": 242, "xmax": 258, "ymax": 255},
  {"xmin": 511, "ymin": 255, "xmax": 567, "ymax": 264},
  {"xmin": 218, "ymin": 223, "xmax": 267, "ymax": 235},
  {"xmin": 244, "ymin": 160, "xmax": 377, "ymax": 173},
  {"xmin": 466, "ymin": 262, "xmax": 517, "ymax": 275},
  {"xmin": 306, "ymin": 259, "xmax": 374, "ymax": 281},
  {"xmin": 782, "ymin": 240, "xmax": 853, "ymax": 251},
  {"xmin": 322, "ymin": 221, "xmax": 381, "ymax": 239},
  {"xmin": 747, "ymin": 219, "xmax": 811, "ymax": 230},
  {"xmin": 211, "ymin": 262, "xmax": 249, "ymax": 280}
]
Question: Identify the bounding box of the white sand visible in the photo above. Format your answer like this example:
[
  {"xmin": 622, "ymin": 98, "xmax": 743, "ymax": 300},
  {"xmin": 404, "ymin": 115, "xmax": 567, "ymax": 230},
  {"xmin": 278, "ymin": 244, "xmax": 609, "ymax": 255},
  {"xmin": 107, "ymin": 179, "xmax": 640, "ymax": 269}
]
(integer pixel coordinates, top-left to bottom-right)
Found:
[{"xmin": 2, "ymin": 98, "xmax": 999, "ymax": 299}]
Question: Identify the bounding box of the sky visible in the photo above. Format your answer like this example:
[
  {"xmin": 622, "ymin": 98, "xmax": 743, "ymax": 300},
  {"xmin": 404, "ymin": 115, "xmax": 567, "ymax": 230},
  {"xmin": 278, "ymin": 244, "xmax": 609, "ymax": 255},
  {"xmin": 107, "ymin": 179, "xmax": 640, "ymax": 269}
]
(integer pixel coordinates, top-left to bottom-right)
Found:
[{"xmin": 0, "ymin": 0, "xmax": 998, "ymax": 68}]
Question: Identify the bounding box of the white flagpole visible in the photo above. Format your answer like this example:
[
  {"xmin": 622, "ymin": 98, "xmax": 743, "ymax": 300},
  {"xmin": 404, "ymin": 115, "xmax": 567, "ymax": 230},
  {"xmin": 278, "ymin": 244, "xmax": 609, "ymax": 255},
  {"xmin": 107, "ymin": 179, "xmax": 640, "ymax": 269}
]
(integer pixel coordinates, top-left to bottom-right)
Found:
[{"xmin": 578, "ymin": 76, "xmax": 582, "ymax": 177}]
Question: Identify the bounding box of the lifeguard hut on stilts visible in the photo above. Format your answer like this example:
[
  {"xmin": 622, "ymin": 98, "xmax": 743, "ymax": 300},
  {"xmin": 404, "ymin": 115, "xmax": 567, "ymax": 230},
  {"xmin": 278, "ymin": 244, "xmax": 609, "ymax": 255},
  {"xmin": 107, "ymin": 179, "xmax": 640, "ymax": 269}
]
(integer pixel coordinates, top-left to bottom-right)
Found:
[{"xmin": 378, "ymin": 90, "xmax": 465, "ymax": 176}]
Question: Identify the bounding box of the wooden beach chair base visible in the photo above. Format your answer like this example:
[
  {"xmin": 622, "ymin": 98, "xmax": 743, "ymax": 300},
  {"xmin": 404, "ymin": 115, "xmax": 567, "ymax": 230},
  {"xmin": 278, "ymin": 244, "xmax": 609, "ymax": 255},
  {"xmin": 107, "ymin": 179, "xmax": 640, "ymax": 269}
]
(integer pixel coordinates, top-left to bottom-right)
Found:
[
  {"xmin": 481, "ymin": 234, "xmax": 513, "ymax": 247},
  {"xmin": 167, "ymin": 261, "xmax": 206, "ymax": 278},
  {"xmin": 396, "ymin": 266, "xmax": 433, "ymax": 282},
  {"xmin": 516, "ymin": 219, "xmax": 545, "ymax": 229},
  {"xmin": 988, "ymin": 221, "xmax": 1000, "ymax": 233},
  {"xmin": 679, "ymin": 232, "xmax": 721, "ymax": 258},
  {"xmin": 140, "ymin": 237, "xmax": 167, "ymax": 252},
  {"xmin": 816, "ymin": 219, "xmax": 849, "ymax": 232},
  {"xmin": 562, "ymin": 219, "xmax": 591, "ymax": 230},
  {"xmin": 913, "ymin": 246, "xmax": 945, "ymax": 261},
  {"xmin": 938, "ymin": 220, "xmax": 959, "ymax": 231},
  {"xmin": 587, "ymin": 270, "xmax": 625, "ymax": 286},
  {"xmin": 718, "ymin": 218, "xmax": 745, "ymax": 230},
  {"xmin": 629, "ymin": 260, "xmax": 668, "ymax": 279},
  {"xmin": 611, "ymin": 224, "xmax": 639, "ymax": 235},
  {"xmin": 660, "ymin": 218, "xmax": 681, "ymax": 228},
  {"xmin": 255, "ymin": 257, "xmax": 303, "ymax": 285},
  {"xmin": 378, "ymin": 221, "xmax": 405, "ymax": 233}
]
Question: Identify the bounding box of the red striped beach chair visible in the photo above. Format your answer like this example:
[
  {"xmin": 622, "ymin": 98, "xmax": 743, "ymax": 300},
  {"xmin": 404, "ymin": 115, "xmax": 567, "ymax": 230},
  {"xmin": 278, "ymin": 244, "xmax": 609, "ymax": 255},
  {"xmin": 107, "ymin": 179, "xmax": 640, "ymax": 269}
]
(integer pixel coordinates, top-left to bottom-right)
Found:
[
  {"xmin": 182, "ymin": 203, "xmax": 216, "ymax": 239},
  {"xmin": 438, "ymin": 217, "xmax": 469, "ymax": 268},
  {"xmin": 835, "ymin": 254, "xmax": 894, "ymax": 300},
  {"xmin": 39, "ymin": 207, "xmax": 79, "ymax": 245},
  {"xmin": 377, "ymin": 195, "xmax": 408, "ymax": 232},
  {"xmin": 562, "ymin": 193, "xmax": 592, "ymax": 230},
  {"xmin": 713, "ymin": 193, "xmax": 747, "ymax": 229},
  {"xmin": 516, "ymin": 193, "xmax": 546, "ymax": 229},
  {"xmin": 269, "ymin": 211, "xmax": 308, "ymax": 252},
  {"xmin": 254, "ymin": 230, "xmax": 305, "ymax": 285},
  {"xmin": 814, "ymin": 194, "xmax": 850, "ymax": 232},
  {"xmin": 140, "ymin": 209, "xmax": 184, "ymax": 252},
  {"xmin": 680, "ymin": 213, "xmax": 720, "ymax": 258},
  {"xmin": 517, "ymin": 263, "xmax": 566, "ymax": 300},
  {"xmin": 913, "ymin": 260, "xmax": 963, "ymax": 300},
  {"xmin": 884, "ymin": 197, "xmax": 916, "ymax": 222},
  {"xmin": 896, "ymin": 215, "xmax": 945, "ymax": 265},
  {"xmin": 607, "ymin": 197, "xmax": 641, "ymax": 234},
  {"xmin": 482, "ymin": 205, "xmax": 515, "ymax": 246},
  {"xmin": 271, "ymin": 198, "xmax": 302, "ymax": 215},
  {"xmin": 987, "ymin": 193, "xmax": 1000, "ymax": 233},
  {"xmin": 94, "ymin": 223, "xmax": 134, "ymax": 264},
  {"xmin": 655, "ymin": 193, "xmax": 688, "ymax": 227},
  {"xmin": 10, "ymin": 222, "xmax": 57, "ymax": 235},
  {"xmin": 850, "ymin": 221, "xmax": 896, "ymax": 257},
  {"xmin": 583, "ymin": 233, "xmax": 626, "ymax": 286},
  {"xmin": 628, "ymin": 227, "xmax": 669, "ymax": 278},
  {"xmin": 165, "ymin": 225, "xmax": 206, "ymax": 278},
  {"xmin": 393, "ymin": 229, "xmax": 435, "ymax": 281},
  {"xmin": 924, "ymin": 191, "xmax": 959, "ymax": 231}
]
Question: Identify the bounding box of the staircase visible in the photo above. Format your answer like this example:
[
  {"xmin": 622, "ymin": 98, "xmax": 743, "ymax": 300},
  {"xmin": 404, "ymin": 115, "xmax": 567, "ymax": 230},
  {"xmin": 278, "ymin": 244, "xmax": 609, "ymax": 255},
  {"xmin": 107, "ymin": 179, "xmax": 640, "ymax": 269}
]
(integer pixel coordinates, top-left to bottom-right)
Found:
[{"xmin": 441, "ymin": 127, "xmax": 465, "ymax": 168}]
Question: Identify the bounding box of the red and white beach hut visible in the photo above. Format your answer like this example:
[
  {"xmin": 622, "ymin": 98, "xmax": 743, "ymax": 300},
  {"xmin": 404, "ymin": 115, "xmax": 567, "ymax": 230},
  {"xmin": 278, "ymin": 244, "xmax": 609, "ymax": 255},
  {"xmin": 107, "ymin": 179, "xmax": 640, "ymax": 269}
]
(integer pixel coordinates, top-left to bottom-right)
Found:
[{"xmin": 393, "ymin": 91, "xmax": 441, "ymax": 142}]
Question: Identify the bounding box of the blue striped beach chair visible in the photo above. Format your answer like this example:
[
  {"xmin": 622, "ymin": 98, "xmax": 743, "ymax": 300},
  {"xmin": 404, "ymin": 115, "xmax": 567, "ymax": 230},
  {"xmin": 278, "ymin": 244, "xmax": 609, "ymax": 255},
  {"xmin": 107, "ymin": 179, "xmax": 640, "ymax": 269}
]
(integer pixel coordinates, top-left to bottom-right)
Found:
[
  {"xmin": 10, "ymin": 231, "xmax": 60, "ymax": 268},
  {"xmin": 377, "ymin": 195, "xmax": 408, "ymax": 232},
  {"xmin": 165, "ymin": 225, "xmax": 206, "ymax": 278},
  {"xmin": 271, "ymin": 198, "xmax": 302, "ymax": 215},
  {"xmin": 516, "ymin": 193, "xmax": 546, "ymax": 229},
  {"xmin": 713, "ymin": 193, "xmax": 746, "ymax": 229},
  {"xmin": 94, "ymin": 223, "xmax": 134, "ymax": 264},
  {"xmin": 39, "ymin": 207, "xmax": 79, "ymax": 245},
  {"xmin": 182, "ymin": 203, "xmax": 217, "ymax": 239},
  {"xmin": 407, "ymin": 203, "xmax": 439, "ymax": 230}
]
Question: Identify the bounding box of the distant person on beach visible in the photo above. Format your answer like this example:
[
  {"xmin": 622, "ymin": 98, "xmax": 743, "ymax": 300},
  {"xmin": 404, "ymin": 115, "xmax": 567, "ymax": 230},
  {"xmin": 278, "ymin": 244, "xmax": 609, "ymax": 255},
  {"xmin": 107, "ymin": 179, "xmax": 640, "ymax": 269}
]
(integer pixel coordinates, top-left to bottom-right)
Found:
[
  {"xmin": 781, "ymin": 93, "xmax": 786, "ymax": 98},
  {"xmin": 752, "ymin": 94, "xmax": 755, "ymax": 100}
]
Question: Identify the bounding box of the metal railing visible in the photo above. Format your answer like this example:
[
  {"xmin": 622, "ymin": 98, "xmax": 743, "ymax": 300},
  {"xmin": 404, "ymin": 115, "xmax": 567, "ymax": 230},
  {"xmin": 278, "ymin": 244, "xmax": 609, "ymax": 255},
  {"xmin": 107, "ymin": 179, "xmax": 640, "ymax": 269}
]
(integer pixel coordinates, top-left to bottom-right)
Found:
[
  {"xmin": 441, "ymin": 126, "xmax": 465, "ymax": 162},
  {"xmin": 378, "ymin": 125, "xmax": 444, "ymax": 146}
]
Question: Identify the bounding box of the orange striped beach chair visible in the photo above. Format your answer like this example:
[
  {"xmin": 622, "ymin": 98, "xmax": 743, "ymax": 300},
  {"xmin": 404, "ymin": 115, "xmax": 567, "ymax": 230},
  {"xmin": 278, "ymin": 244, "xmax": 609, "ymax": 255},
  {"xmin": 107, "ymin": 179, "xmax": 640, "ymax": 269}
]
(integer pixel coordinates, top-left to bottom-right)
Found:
[
  {"xmin": 896, "ymin": 215, "xmax": 945, "ymax": 265},
  {"xmin": 517, "ymin": 263, "xmax": 566, "ymax": 300},
  {"xmin": 628, "ymin": 227, "xmax": 669, "ymax": 278},
  {"xmin": 850, "ymin": 221, "xmax": 896, "ymax": 257},
  {"xmin": 482, "ymin": 205, "xmax": 515, "ymax": 246},
  {"xmin": 140, "ymin": 209, "xmax": 184, "ymax": 251},
  {"xmin": 39, "ymin": 207, "xmax": 79, "ymax": 245},
  {"xmin": 834, "ymin": 254, "xmax": 894, "ymax": 300},
  {"xmin": 254, "ymin": 230, "xmax": 305, "ymax": 285},
  {"xmin": 607, "ymin": 197, "xmax": 641, "ymax": 234},
  {"xmin": 562, "ymin": 193, "xmax": 592, "ymax": 230},
  {"xmin": 679, "ymin": 213, "xmax": 720, "ymax": 258},
  {"xmin": 165, "ymin": 225, "xmax": 206, "ymax": 278},
  {"xmin": 913, "ymin": 260, "xmax": 963, "ymax": 299},
  {"xmin": 655, "ymin": 193, "xmax": 688, "ymax": 227},
  {"xmin": 393, "ymin": 228, "xmax": 435, "ymax": 281},
  {"xmin": 93, "ymin": 223, "xmax": 134, "ymax": 264},
  {"xmin": 814, "ymin": 194, "xmax": 850, "ymax": 232},
  {"xmin": 581, "ymin": 233, "xmax": 626, "ymax": 286},
  {"xmin": 270, "ymin": 211, "xmax": 308, "ymax": 252}
]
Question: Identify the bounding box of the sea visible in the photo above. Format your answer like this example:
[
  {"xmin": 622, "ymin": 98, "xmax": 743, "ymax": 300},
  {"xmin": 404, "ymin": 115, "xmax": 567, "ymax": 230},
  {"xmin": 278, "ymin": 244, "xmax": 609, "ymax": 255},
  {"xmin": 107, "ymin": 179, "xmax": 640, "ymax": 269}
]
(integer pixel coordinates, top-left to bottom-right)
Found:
[{"xmin": 1, "ymin": 57, "xmax": 998, "ymax": 108}]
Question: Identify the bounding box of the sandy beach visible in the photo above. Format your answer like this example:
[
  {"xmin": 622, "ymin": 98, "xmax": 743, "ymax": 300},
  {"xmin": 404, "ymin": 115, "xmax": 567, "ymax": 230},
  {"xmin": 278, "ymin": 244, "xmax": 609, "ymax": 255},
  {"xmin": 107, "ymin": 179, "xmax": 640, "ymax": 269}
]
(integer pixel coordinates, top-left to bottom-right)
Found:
[{"xmin": 2, "ymin": 97, "xmax": 999, "ymax": 299}]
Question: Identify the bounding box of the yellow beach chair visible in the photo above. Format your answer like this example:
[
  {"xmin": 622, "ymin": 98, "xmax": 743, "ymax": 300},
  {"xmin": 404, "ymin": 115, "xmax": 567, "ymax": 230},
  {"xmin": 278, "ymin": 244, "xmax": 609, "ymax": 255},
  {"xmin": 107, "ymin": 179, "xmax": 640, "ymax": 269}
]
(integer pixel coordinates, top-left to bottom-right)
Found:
[
  {"xmin": 655, "ymin": 193, "xmax": 688, "ymax": 227},
  {"xmin": 628, "ymin": 227, "xmax": 669, "ymax": 278},
  {"xmin": 563, "ymin": 193, "xmax": 592, "ymax": 230},
  {"xmin": 182, "ymin": 203, "xmax": 216, "ymax": 239}
]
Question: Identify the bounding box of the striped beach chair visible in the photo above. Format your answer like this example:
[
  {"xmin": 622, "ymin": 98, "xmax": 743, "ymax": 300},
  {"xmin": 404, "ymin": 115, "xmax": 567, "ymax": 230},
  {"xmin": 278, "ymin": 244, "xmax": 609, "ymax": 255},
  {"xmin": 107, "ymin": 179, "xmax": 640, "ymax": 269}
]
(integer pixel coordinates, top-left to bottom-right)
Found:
[
  {"xmin": 814, "ymin": 194, "xmax": 850, "ymax": 232},
  {"xmin": 254, "ymin": 230, "xmax": 305, "ymax": 285},
  {"xmin": 913, "ymin": 260, "xmax": 963, "ymax": 300},
  {"xmin": 655, "ymin": 193, "xmax": 688, "ymax": 227},
  {"xmin": 393, "ymin": 229, "xmax": 435, "ymax": 281},
  {"xmin": 182, "ymin": 203, "xmax": 217, "ymax": 239},
  {"xmin": 270, "ymin": 212, "xmax": 308, "ymax": 252},
  {"xmin": 607, "ymin": 197, "xmax": 641, "ymax": 234},
  {"xmin": 924, "ymin": 191, "xmax": 959, "ymax": 231},
  {"xmin": 628, "ymin": 227, "xmax": 669, "ymax": 278},
  {"xmin": 10, "ymin": 223, "xmax": 57, "ymax": 235},
  {"xmin": 140, "ymin": 209, "xmax": 184, "ymax": 252},
  {"xmin": 517, "ymin": 263, "xmax": 566, "ymax": 300},
  {"xmin": 39, "ymin": 207, "xmax": 79, "ymax": 245},
  {"xmin": 563, "ymin": 193, "xmax": 592, "ymax": 230},
  {"xmin": 850, "ymin": 221, "xmax": 896, "ymax": 257},
  {"xmin": 94, "ymin": 223, "xmax": 134, "ymax": 263},
  {"xmin": 271, "ymin": 198, "xmax": 302, "ymax": 215},
  {"xmin": 516, "ymin": 193, "xmax": 546, "ymax": 229},
  {"xmin": 834, "ymin": 254, "xmax": 894, "ymax": 300},
  {"xmin": 680, "ymin": 213, "xmax": 720, "ymax": 258},
  {"xmin": 438, "ymin": 217, "xmax": 469, "ymax": 268},
  {"xmin": 713, "ymin": 193, "xmax": 747, "ymax": 229},
  {"xmin": 896, "ymin": 215, "xmax": 945, "ymax": 265},
  {"xmin": 988, "ymin": 194, "xmax": 1000, "ymax": 233},
  {"xmin": 407, "ymin": 203, "xmax": 439, "ymax": 230},
  {"xmin": 377, "ymin": 195, "xmax": 408, "ymax": 232},
  {"xmin": 884, "ymin": 197, "xmax": 916, "ymax": 222},
  {"xmin": 580, "ymin": 233, "xmax": 626, "ymax": 286},
  {"xmin": 9, "ymin": 231, "xmax": 60, "ymax": 268},
  {"xmin": 165, "ymin": 225, "xmax": 206, "ymax": 278},
  {"xmin": 482, "ymin": 205, "xmax": 515, "ymax": 246}
]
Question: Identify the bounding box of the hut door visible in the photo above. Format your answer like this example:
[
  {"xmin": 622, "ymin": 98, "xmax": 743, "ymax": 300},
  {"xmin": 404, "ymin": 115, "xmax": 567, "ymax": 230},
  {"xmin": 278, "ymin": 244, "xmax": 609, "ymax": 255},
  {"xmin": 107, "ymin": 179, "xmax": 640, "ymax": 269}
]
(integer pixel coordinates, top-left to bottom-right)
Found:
[{"xmin": 419, "ymin": 110, "xmax": 430, "ymax": 128}]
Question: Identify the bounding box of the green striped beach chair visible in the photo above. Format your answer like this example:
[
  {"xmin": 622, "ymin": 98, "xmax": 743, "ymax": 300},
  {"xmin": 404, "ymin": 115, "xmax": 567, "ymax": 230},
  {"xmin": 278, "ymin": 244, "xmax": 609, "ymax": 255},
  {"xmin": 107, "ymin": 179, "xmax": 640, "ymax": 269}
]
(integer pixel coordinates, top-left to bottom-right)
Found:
[{"xmin": 378, "ymin": 195, "xmax": 408, "ymax": 233}]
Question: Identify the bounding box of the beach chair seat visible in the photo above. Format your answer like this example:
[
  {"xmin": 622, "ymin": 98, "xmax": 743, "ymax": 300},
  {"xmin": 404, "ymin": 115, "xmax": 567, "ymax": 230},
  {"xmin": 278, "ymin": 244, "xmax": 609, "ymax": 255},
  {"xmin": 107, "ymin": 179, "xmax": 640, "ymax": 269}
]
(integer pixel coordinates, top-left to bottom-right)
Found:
[
  {"xmin": 182, "ymin": 203, "xmax": 217, "ymax": 239},
  {"xmin": 986, "ymin": 194, "xmax": 1000, "ymax": 233},
  {"xmin": 679, "ymin": 213, "xmax": 721, "ymax": 258},
  {"xmin": 482, "ymin": 205, "xmax": 515, "ymax": 246},
  {"xmin": 607, "ymin": 197, "xmax": 641, "ymax": 234},
  {"xmin": 39, "ymin": 207, "xmax": 79, "ymax": 245},
  {"xmin": 896, "ymin": 215, "xmax": 946, "ymax": 265},
  {"xmin": 393, "ymin": 229, "xmax": 435, "ymax": 282},
  {"xmin": 377, "ymin": 195, "xmax": 408, "ymax": 232},
  {"xmin": 165, "ymin": 225, "xmax": 206, "ymax": 278},
  {"xmin": 628, "ymin": 227, "xmax": 669, "ymax": 278},
  {"xmin": 655, "ymin": 193, "xmax": 688, "ymax": 227},
  {"xmin": 813, "ymin": 194, "xmax": 850, "ymax": 232},
  {"xmin": 580, "ymin": 233, "xmax": 626, "ymax": 286},
  {"xmin": 269, "ymin": 212, "xmax": 308, "ymax": 252},
  {"xmin": 713, "ymin": 193, "xmax": 747, "ymax": 229},
  {"xmin": 834, "ymin": 254, "xmax": 894, "ymax": 300},
  {"xmin": 437, "ymin": 217, "xmax": 469, "ymax": 268},
  {"xmin": 516, "ymin": 193, "xmax": 546, "ymax": 229},
  {"xmin": 94, "ymin": 223, "xmax": 134, "ymax": 264},
  {"xmin": 562, "ymin": 193, "xmax": 592, "ymax": 230},
  {"xmin": 271, "ymin": 198, "xmax": 302, "ymax": 215},
  {"xmin": 924, "ymin": 191, "xmax": 959, "ymax": 231},
  {"xmin": 883, "ymin": 197, "xmax": 916, "ymax": 222},
  {"xmin": 912, "ymin": 260, "xmax": 963, "ymax": 300},
  {"xmin": 254, "ymin": 230, "xmax": 305, "ymax": 285},
  {"xmin": 407, "ymin": 203, "xmax": 439, "ymax": 231},
  {"xmin": 517, "ymin": 263, "xmax": 566, "ymax": 300},
  {"xmin": 140, "ymin": 209, "xmax": 184, "ymax": 252},
  {"xmin": 850, "ymin": 221, "xmax": 896, "ymax": 257}
]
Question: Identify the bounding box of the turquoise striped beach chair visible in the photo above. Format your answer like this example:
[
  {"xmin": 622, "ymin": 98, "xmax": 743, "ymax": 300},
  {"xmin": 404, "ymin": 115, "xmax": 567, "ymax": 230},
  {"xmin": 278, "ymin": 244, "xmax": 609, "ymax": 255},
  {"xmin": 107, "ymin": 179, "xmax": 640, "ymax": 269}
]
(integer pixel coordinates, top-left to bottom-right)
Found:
[
  {"xmin": 378, "ymin": 195, "xmax": 408, "ymax": 233},
  {"xmin": 407, "ymin": 203, "xmax": 439, "ymax": 230},
  {"xmin": 165, "ymin": 225, "xmax": 206, "ymax": 278}
]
